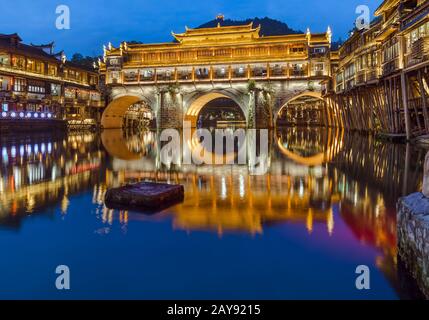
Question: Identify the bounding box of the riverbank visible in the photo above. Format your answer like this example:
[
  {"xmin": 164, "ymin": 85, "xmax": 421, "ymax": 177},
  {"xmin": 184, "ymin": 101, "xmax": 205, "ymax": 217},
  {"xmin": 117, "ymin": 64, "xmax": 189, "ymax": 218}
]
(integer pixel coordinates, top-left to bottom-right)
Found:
[
  {"xmin": 397, "ymin": 193, "xmax": 429, "ymax": 299},
  {"xmin": 0, "ymin": 119, "xmax": 67, "ymax": 133}
]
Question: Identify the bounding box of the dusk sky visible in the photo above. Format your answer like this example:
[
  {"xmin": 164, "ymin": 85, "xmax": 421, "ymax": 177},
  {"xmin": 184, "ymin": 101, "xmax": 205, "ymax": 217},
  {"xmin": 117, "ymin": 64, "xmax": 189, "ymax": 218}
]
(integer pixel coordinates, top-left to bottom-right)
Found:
[{"xmin": 0, "ymin": 0, "xmax": 379, "ymax": 57}]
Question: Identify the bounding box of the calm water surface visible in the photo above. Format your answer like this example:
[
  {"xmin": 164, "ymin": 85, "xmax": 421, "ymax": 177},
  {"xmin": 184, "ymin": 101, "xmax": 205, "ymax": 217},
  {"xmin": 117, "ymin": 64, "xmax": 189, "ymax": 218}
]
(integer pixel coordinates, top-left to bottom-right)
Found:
[{"xmin": 0, "ymin": 127, "xmax": 426, "ymax": 299}]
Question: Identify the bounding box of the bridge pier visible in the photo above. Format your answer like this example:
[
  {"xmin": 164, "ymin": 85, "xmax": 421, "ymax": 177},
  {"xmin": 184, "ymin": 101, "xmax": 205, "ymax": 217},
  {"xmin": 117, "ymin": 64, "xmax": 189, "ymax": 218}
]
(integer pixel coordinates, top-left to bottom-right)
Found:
[
  {"xmin": 158, "ymin": 90, "xmax": 184, "ymax": 129},
  {"xmin": 254, "ymin": 89, "xmax": 274, "ymax": 129}
]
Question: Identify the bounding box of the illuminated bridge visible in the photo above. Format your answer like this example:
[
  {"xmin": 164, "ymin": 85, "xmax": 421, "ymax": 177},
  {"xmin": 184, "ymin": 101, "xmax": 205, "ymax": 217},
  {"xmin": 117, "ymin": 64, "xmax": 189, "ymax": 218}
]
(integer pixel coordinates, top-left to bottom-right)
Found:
[{"xmin": 100, "ymin": 20, "xmax": 334, "ymax": 130}]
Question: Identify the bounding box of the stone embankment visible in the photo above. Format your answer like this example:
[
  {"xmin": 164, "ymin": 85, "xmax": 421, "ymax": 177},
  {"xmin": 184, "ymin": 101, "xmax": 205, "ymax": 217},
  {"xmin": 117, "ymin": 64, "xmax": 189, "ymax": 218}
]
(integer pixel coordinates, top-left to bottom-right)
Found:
[{"xmin": 397, "ymin": 152, "xmax": 429, "ymax": 299}]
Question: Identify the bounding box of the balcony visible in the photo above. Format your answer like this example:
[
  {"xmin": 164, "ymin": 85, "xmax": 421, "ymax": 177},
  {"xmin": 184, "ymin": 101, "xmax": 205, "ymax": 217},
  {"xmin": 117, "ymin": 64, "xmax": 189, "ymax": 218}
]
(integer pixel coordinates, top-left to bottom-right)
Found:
[
  {"xmin": 382, "ymin": 58, "xmax": 400, "ymax": 76},
  {"xmin": 124, "ymin": 72, "xmax": 139, "ymax": 82},
  {"xmin": 251, "ymin": 67, "xmax": 268, "ymax": 78},
  {"xmin": 140, "ymin": 73, "xmax": 155, "ymax": 82},
  {"xmin": 177, "ymin": 71, "xmax": 192, "ymax": 81},
  {"xmin": 406, "ymin": 36, "xmax": 429, "ymax": 68},
  {"xmin": 156, "ymin": 72, "xmax": 175, "ymax": 82},
  {"xmin": 356, "ymin": 71, "xmax": 366, "ymax": 84},
  {"xmin": 312, "ymin": 70, "xmax": 325, "ymax": 77},
  {"xmin": 270, "ymin": 67, "xmax": 287, "ymax": 78},
  {"xmin": 336, "ymin": 83, "xmax": 344, "ymax": 93},
  {"xmin": 291, "ymin": 70, "xmax": 307, "ymax": 78},
  {"xmin": 232, "ymin": 69, "xmax": 247, "ymax": 79},
  {"xmin": 195, "ymin": 68, "xmax": 210, "ymax": 80},
  {"xmin": 213, "ymin": 69, "xmax": 229, "ymax": 80},
  {"xmin": 345, "ymin": 79, "xmax": 356, "ymax": 91}
]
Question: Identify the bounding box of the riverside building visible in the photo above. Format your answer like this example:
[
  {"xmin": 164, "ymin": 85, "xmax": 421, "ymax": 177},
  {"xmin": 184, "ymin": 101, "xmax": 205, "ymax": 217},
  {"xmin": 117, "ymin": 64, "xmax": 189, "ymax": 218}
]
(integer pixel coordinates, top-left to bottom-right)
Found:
[{"xmin": 0, "ymin": 33, "xmax": 103, "ymax": 132}]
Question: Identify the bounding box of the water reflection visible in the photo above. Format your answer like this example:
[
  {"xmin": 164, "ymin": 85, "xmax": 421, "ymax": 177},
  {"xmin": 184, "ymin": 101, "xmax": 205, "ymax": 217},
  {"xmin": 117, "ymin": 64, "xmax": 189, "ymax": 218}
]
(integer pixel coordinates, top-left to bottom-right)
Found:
[
  {"xmin": 0, "ymin": 127, "xmax": 426, "ymax": 298},
  {"xmin": 0, "ymin": 133, "xmax": 104, "ymax": 227}
]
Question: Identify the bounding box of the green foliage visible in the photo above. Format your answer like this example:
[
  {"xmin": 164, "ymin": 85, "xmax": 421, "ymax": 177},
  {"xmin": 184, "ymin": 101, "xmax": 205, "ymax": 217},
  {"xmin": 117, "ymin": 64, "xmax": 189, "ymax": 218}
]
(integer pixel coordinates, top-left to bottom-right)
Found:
[
  {"xmin": 70, "ymin": 53, "xmax": 99, "ymax": 69},
  {"xmin": 247, "ymin": 80, "xmax": 257, "ymax": 92},
  {"xmin": 198, "ymin": 17, "xmax": 303, "ymax": 36}
]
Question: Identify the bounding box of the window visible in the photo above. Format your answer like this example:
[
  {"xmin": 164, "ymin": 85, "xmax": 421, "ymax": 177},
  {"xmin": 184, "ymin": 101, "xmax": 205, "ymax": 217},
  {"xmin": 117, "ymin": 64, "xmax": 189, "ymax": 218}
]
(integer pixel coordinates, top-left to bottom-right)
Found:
[
  {"xmin": 27, "ymin": 59, "xmax": 35, "ymax": 71},
  {"xmin": 345, "ymin": 64, "xmax": 355, "ymax": 79},
  {"xmin": 51, "ymin": 83, "xmax": 61, "ymax": 96},
  {"xmin": 64, "ymin": 88, "xmax": 76, "ymax": 99},
  {"xmin": 48, "ymin": 64, "xmax": 57, "ymax": 76},
  {"xmin": 293, "ymin": 63, "xmax": 303, "ymax": 71},
  {"xmin": 291, "ymin": 47, "xmax": 305, "ymax": 53},
  {"xmin": 143, "ymin": 70, "xmax": 152, "ymax": 77},
  {"xmin": 383, "ymin": 40, "xmax": 399, "ymax": 62},
  {"xmin": 77, "ymin": 90, "xmax": 89, "ymax": 100},
  {"xmin": 26, "ymin": 104, "xmax": 43, "ymax": 112},
  {"xmin": 35, "ymin": 61, "xmax": 44, "ymax": 74},
  {"xmin": 28, "ymin": 81, "xmax": 46, "ymax": 94},
  {"xmin": 0, "ymin": 76, "xmax": 12, "ymax": 90},
  {"xmin": 314, "ymin": 63, "xmax": 324, "ymax": 71},
  {"xmin": 12, "ymin": 56, "xmax": 25, "ymax": 69},
  {"xmin": 0, "ymin": 54, "xmax": 10, "ymax": 66},
  {"xmin": 313, "ymin": 47, "xmax": 326, "ymax": 54},
  {"xmin": 90, "ymin": 92, "xmax": 101, "ymax": 101},
  {"xmin": 89, "ymin": 75, "xmax": 98, "ymax": 85},
  {"xmin": 14, "ymin": 78, "xmax": 26, "ymax": 92}
]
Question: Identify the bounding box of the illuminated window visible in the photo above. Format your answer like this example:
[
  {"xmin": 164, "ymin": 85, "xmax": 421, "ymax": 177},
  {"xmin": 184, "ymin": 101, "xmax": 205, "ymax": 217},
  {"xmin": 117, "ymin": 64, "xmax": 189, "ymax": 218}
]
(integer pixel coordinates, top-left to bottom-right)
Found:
[
  {"xmin": 0, "ymin": 54, "xmax": 10, "ymax": 66},
  {"xmin": 314, "ymin": 63, "xmax": 324, "ymax": 71},
  {"xmin": 48, "ymin": 64, "xmax": 57, "ymax": 76},
  {"xmin": 51, "ymin": 83, "xmax": 61, "ymax": 96},
  {"xmin": 14, "ymin": 78, "xmax": 26, "ymax": 92},
  {"xmin": 28, "ymin": 81, "xmax": 46, "ymax": 93}
]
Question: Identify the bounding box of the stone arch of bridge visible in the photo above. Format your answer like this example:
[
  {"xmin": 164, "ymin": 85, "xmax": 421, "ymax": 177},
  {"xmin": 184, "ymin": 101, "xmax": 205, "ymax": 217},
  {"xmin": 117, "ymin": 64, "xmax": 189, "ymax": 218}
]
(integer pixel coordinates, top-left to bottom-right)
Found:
[
  {"xmin": 101, "ymin": 94, "xmax": 153, "ymax": 129},
  {"xmin": 184, "ymin": 91, "xmax": 248, "ymax": 128},
  {"xmin": 275, "ymin": 91, "xmax": 326, "ymax": 125}
]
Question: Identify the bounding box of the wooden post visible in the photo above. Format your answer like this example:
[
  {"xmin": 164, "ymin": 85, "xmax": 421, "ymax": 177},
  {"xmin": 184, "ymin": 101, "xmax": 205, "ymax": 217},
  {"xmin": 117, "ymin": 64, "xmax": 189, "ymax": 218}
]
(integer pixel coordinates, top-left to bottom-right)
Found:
[
  {"xmin": 401, "ymin": 72, "xmax": 411, "ymax": 140},
  {"xmin": 418, "ymin": 69, "xmax": 429, "ymax": 132}
]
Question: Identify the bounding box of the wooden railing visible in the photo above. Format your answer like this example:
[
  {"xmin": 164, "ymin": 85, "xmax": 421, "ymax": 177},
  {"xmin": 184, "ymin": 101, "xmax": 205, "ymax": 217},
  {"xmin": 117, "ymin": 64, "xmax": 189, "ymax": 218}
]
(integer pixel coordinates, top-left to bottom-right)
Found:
[
  {"xmin": 382, "ymin": 58, "xmax": 400, "ymax": 76},
  {"xmin": 406, "ymin": 36, "xmax": 429, "ymax": 67}
]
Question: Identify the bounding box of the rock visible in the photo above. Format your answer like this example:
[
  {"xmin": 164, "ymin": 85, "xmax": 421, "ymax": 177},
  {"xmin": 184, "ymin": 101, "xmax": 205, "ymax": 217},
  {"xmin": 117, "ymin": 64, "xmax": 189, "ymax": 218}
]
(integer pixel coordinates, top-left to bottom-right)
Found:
[
  {"xmin": 397, "ymin": 193, "xmax": 429, "ymax": 299},
  {"xmin": 105, "ymin": 182, "xmax": 184, "ymax": 212},
  {"xmin": 424, "ymin": 151, "xmax": 429, "ymax": 198}
]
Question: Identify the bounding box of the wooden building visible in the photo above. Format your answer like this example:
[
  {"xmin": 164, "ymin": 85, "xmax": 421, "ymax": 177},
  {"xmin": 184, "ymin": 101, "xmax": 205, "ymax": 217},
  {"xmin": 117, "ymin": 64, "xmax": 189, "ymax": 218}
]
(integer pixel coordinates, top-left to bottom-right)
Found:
[
  {"xmin": 0, "ymin": 34, "xmax": 103, "ymax": 130},
  {"xmin": 328, "ymin": 0, "xmax": 429, "ymax": 141}
]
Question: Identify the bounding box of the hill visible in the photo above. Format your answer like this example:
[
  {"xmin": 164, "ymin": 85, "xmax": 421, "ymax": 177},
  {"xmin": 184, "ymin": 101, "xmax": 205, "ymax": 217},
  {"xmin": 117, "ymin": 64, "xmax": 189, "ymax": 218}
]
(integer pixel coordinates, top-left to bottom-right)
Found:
[{"xmin": 197, "ymin": 17, "xmax": 303, "ymax": 36}]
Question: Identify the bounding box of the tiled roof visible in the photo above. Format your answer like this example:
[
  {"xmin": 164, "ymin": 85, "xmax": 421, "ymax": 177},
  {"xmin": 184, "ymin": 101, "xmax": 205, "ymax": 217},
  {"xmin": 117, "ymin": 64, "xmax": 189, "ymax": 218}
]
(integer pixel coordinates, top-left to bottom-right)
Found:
[{"xmin": 0, "ymin": 34, "xmax": 60, "ymax": 63}]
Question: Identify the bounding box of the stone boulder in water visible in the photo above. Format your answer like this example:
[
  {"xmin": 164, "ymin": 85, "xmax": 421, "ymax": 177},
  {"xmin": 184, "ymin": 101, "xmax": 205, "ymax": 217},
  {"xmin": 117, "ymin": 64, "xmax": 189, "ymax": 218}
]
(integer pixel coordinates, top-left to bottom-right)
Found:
[{"xmin": 105, "ymin": 182, "xmax": 184, "ymax": 212}]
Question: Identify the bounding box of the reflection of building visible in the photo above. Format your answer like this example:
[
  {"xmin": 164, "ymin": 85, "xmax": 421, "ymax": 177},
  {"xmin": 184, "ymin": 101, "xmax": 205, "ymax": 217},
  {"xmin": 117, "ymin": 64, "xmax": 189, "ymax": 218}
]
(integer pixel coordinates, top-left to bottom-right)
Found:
[
  {"xmin": 0, "ymin": 34, "xmax": 103, "ymax": 131},
  {"xmin": 102, "ymin": 168, "xmax": 338, "ymax": 235},
  {"xmin": 0, "ymin": 133, "xmax": 105, "ymax": 227}
]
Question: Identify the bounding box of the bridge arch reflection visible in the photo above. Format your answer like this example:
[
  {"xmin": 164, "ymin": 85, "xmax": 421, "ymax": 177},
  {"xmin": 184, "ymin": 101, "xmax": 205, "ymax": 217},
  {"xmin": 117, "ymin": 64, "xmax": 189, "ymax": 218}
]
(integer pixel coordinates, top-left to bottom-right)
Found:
[
  {"xmin": 276, "ymin": 91, "xmax": 327, "ymax": 127},
  {"xmin": 276, "ymin": 128, "xmax": 344, "ymax": 166},
  {"xmin": 101, "ymin": 129, "xmax": 156, "ymax": 161}
]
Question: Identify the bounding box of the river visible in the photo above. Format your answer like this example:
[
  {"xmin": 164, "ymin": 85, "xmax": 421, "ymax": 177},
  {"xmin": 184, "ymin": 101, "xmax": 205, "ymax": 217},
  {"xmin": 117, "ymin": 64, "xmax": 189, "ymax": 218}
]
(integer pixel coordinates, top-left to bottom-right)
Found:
[{"xmin": 0, "ymin": 127, "xmax": 426, "ymax": 299}]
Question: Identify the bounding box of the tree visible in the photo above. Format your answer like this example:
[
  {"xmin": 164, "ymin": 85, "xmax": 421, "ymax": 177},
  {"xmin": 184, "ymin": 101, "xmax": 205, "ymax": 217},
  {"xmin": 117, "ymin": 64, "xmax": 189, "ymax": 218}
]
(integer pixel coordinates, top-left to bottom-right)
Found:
[{"xmin": 70, "ymin": 53, "xmax": 99, "ymax": 69}]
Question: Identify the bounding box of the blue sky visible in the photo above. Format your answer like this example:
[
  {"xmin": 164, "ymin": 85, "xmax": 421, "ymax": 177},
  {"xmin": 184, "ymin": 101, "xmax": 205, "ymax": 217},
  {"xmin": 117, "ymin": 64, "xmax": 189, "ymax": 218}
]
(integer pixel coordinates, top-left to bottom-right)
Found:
[{"xmin": 0, "ymin": 0, "xmax": 380, "ymax": 57}]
